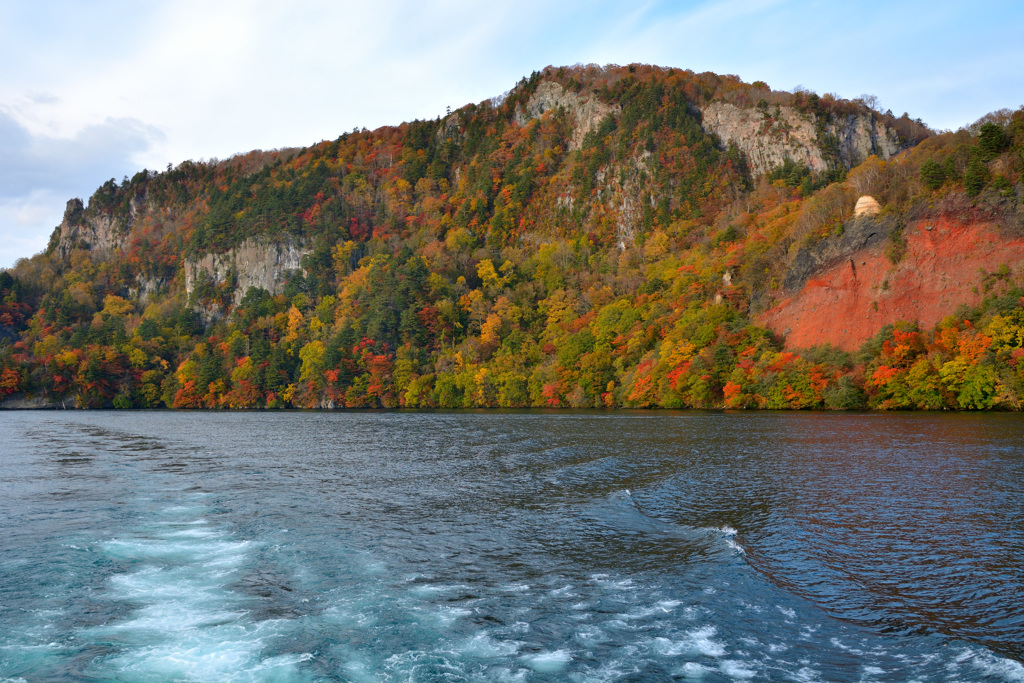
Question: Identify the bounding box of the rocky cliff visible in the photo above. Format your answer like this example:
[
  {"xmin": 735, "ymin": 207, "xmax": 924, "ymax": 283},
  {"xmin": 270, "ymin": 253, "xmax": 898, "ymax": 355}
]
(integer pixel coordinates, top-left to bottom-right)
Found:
[
  {"xmin": 51, "ymin": 198, "xmax": 130, "ymax": 260},
  {"xmin": 759, "ymin": 217, "xmax": 1024, "ymax": 350},
  {"xmin": 51, "ymin": 188, "xmax": 309, "ymax": 307},
  {"xmin": 700, "ymin": 101, "xmax": 904, "ymax": 177},
  {"xmin": 781, "ymin": 211, "xmax": 899, "ymax": 293},
  {"xmin": 185, "ymin": 238, "xmax": 310, "ymax": 305},
  {"xmin": 7, "ymin": 64, "xmax": 1023, "ymax": 412},
  {"xmin": 515, "ymin": 81, "xmax": 620, "ymax": 150}
]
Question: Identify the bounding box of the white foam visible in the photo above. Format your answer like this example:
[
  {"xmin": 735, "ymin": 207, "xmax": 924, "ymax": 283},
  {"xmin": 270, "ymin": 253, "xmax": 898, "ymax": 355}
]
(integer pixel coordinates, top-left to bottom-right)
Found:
[
  {"xmin": 339, "ymin": 655, "xmax": 377, "ymax": 682},
  {"xmin": 410, "ymin": 583, "xmax": 466, "ymax": 597},
  {"xmin": 83, "ymin": 503, "xmax": 305, "ymax": 682},
  {"xmin": 791, "ymin": 666, "xmax": 822, "ymax": 682},
  {"xmin": 676, "ymin": 662, "xmax": 712, "ymax": 678},
  {"xmin": 829, "ymin": 637, "xmax": 864, "ymax": 655},
  {"xmin": 358, "ymin": 560, "xmax": 386, "ymax": 574},
  {"xmin": 109, "ymin": 567, "xmax": 222, "ymax": 600},
  {"xmin": 160, "ymin": 527, "xmax": 219, "ymax": 538},
  {"xmin": 652, "ymin": 637, "xmax": 688, "ymax": 656},
  {"xmin": 161, "ymin": 505, "xmax": 207, "ymax": 514},
  {"xmin": 457, "ymin": 633, "xmax": 521, "ymax": 658},
  {"xmin": 800, "ymin": 625, "xmax": 819, "ymax": 640},
  {"xmin": 522, "ymin": 649, "xmax": 572, "ymax": 673},
  {"xmin": 962, "ymin": 647, "xmax": 1024, "ymax": 682},
  {"xmin": 99, "ymin": 635, "xmax": 266, "ymax": 681},
  {"xmin": 321, "ymin": 602, "xmax": 379, "ymax": 628},
  {"xmin": 719, "ymin": 659, "xmax": 757, "ymax": 679},
  {"xmin": 431, "ymin": 606, "xmax": 472, "ymax": 626},
  {"xmin": 489, "ymin": 666, "xmax": 530, "ymax": 682},
  {"xmin": 101, "ymin": 538, "xmax": 251, "ymax": 565},
  {"xmin": 106, "ymin": 604, "xmax": 248, "ymax": 636},
  {"xmin": 502, "ymin": 584, "xmax": 530, "ymax": 592},
  {"xmin": 573, "ymin": 658, "xmax": 638, "ymax": 682},
  {"xmin": 593, "ymin": 576, "xmax": 636, "ymax": 591},
  {"xmin": 575, "ymin": 625, "xmax": 607, "ymax": 645},
  {"xmin": 689, "ymin": 626, "xmax": 727, "ymax": 658},
  {"xmin": 624, "ymin": 600, "xmax": 681, "ymax": 620},
  {"xmin": 651, "ymin": 626, "xmax": 727, "ymax": 658},
  {"xmin": 251, "ymin": 651, "xmax": 314, "ymax": 675}
]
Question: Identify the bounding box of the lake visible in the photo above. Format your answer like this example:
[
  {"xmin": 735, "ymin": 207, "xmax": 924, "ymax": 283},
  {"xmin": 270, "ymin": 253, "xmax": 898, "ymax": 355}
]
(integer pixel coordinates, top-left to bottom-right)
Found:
[{"xmin": 1, "ymin": 411, "xmax": 1022, "ymax": 681}]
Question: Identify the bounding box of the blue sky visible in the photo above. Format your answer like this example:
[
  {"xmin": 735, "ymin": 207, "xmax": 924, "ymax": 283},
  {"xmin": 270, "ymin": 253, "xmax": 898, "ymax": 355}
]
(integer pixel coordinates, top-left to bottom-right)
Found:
[{"xmin": 2, "ymin": 0, "xmax": 1022, "ymax": 267}]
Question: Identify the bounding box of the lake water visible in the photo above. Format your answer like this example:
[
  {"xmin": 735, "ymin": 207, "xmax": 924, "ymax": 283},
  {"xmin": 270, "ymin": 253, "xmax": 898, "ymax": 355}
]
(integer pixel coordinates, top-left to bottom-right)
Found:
[{"xmin": 0, "ymin": 411, "xmax": 1022, "ymax": 682}]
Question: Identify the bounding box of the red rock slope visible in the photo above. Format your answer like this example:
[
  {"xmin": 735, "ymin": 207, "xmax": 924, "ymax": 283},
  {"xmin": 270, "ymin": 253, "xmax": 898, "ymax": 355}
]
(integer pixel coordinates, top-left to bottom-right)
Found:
[{"xmin": 759, "ymin": 218, "xmax": 1024, "ymax": 351}]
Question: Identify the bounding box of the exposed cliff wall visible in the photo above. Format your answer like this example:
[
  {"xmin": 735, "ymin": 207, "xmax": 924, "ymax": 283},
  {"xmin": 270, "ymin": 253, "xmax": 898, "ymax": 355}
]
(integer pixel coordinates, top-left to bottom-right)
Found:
[
  {"xmin": 759, "ymin": 217, "xmax": 1024, "ymax": 350},
  {"xmin": 781, "ymin": 212, "xmax": 899, "ymax": 293},
  {"xmin": 127, "ymin": 276, "xmax": 169, "ymax": 305},
  {"xmin": 185, "ymin": 238, "xmax": 310, "ymax": 305},
  {"xmin": 515, "ymin": 82, "xmax": 906, "ymax": 178},
  {"xmin": 51, "ymin": 198, "xmax": 129, "ymax": 260},
  {"xmin": 515, "ymin": 81, "xmax": 621, "ymax": 150},
  {"xmin": 700, "ymin": 102, "xmax": 904, "ymax": 177}
]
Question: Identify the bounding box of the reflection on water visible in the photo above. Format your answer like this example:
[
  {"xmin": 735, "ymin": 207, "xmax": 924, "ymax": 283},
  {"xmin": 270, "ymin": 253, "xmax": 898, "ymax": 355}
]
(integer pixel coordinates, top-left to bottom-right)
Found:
[{"xmin": 0, "ymin": 411, "xmax": 1022, "ymax": 681}]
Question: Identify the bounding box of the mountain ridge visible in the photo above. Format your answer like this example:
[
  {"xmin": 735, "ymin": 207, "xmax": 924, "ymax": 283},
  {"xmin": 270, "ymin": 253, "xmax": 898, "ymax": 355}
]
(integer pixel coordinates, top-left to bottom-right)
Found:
[{"xmin": 2, "ymin": 63, "xmax": 1022, "ymax": 410}]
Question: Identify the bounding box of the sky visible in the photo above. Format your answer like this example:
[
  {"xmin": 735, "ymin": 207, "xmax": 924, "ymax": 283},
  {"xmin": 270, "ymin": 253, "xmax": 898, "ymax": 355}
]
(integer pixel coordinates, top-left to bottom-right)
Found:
[{"xmin": 2, "ymin": 0, "xmax": 1022, "ymax": 267}]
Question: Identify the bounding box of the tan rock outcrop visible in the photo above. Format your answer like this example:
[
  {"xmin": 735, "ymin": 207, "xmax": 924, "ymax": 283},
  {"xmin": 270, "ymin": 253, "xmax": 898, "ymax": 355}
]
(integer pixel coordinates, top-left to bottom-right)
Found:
[
  {"xmin": 700, "ymin": 102, "xmax": 904, "ymax": 178},
  {"xmin": 516, "ymin": 81, "xmax": 620, "ymax": 150},
  {"xmin": 854, "ymin": 195, "xmax": 881, "ymax": 217},
  {"xmin": 185, "ymin": 238, "xmax": 310, "ymax": 305},
  {"xmin": 52, "ymin": 198, "xmax": 129, "ymax": 259}
]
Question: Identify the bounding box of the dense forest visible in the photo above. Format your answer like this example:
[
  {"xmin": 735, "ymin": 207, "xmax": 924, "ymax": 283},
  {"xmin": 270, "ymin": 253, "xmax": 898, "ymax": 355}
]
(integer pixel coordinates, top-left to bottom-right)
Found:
[{"xmin": 2, "ymin": 64, "xmax": 1023, "ymax": 410}]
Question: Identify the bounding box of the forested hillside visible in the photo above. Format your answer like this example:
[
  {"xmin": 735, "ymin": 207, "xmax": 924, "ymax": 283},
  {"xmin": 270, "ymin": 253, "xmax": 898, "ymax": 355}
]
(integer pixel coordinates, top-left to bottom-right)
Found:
[{"xmin": 3, "ymin": 64, "xmax": 1024, "ymax": 410}]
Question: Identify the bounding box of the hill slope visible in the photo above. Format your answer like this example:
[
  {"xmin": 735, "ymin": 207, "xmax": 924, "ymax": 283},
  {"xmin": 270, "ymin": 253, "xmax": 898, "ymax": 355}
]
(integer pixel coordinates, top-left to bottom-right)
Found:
[{"xmin": 3, "ymin": 64, "xmax": 1024, "ymax": 410}]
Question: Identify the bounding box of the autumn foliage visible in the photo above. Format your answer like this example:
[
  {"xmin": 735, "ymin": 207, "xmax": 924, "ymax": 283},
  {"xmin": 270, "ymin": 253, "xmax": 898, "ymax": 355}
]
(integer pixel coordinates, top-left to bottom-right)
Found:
[{"xmin": 2, "ymin": 65, "xmax": 1024, "ymax": 410}]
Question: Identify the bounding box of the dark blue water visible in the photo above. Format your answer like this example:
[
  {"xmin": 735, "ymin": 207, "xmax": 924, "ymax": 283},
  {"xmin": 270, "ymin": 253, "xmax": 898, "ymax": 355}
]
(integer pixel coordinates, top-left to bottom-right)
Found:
[{"xmin": 1, "ymin": 411, "xmax": 1022, "ymax": 682}]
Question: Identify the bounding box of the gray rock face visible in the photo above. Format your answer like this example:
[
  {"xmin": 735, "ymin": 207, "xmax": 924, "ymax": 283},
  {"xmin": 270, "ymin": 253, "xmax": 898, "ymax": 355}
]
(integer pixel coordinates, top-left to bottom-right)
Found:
[
  {"xmin": 52, "ymin": 199, "xmax": 128, "ymax": 260},
  {"xmin": 700, "ymin": 102, "xmax": 904, "ymax": 177},
  {"xmin": 50, "ymin": 193, "xmax": 310, "ymax": 308},
  {"xmin": 0, "ymin": 394, "xmax": 61, "ymax": 410},
  {"xmin": 515, "ymin": 81, "xmax": 620, "ymax": 150},
  {"xmin": 783, "ymin": 214, "xmax": 898, "ymax": 292},
  {"xmin": 128, "ymin": 276, "xmax": 168, "ymax": 305},
  {"xmin": 51, "ymin": 189, "xmax": 156, "ymax": 260},
  {"xmin": 185, "ymin": 238, "xmax": 310, "ymax": 305},
  {"xmin": 831, "ymin": 112, "xmax": 903, "ymax": 166}
]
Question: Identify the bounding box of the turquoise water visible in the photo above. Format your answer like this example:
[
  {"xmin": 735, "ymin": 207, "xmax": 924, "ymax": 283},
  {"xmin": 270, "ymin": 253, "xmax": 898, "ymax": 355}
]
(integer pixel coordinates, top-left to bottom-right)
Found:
[{"xmin": 0, "ymin": 411, "xmax": 1022, "ymax": 681}]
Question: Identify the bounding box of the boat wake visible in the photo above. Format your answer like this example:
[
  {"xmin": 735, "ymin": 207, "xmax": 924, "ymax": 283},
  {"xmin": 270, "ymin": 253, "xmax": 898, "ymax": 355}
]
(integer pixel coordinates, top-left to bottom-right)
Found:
[{"xmin": 83, "ymin": 494, "xmax": 311, "ymax": 682}]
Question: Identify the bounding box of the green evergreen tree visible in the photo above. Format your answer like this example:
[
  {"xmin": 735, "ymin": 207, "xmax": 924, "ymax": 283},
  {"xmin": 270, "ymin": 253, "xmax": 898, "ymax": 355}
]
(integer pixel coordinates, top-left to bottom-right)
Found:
[
  {"xmin": 977, "ymin": 122, "xmax": 1009, "ymax": 161},
  {"xmin": 920, "ymin": 159, "xmax": 946, "ymax": 190},
  {"xmin": 964, "ymin": 159, "xmax": 989, "ymax": 197}
]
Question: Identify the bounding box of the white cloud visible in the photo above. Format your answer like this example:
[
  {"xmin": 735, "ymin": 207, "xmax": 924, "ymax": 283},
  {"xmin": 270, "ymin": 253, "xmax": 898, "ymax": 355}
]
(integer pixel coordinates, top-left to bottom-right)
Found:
[
  {"xmin": 0, "ymin": 109, "xmax": 163, "ymax": 199},
  {"xmin": 0, "ymin": 110, "xmax": 163, "ymax": 267},
  {"xmin": 0, "ymin": 191, "xmax": 63, "ymax": 269}
]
